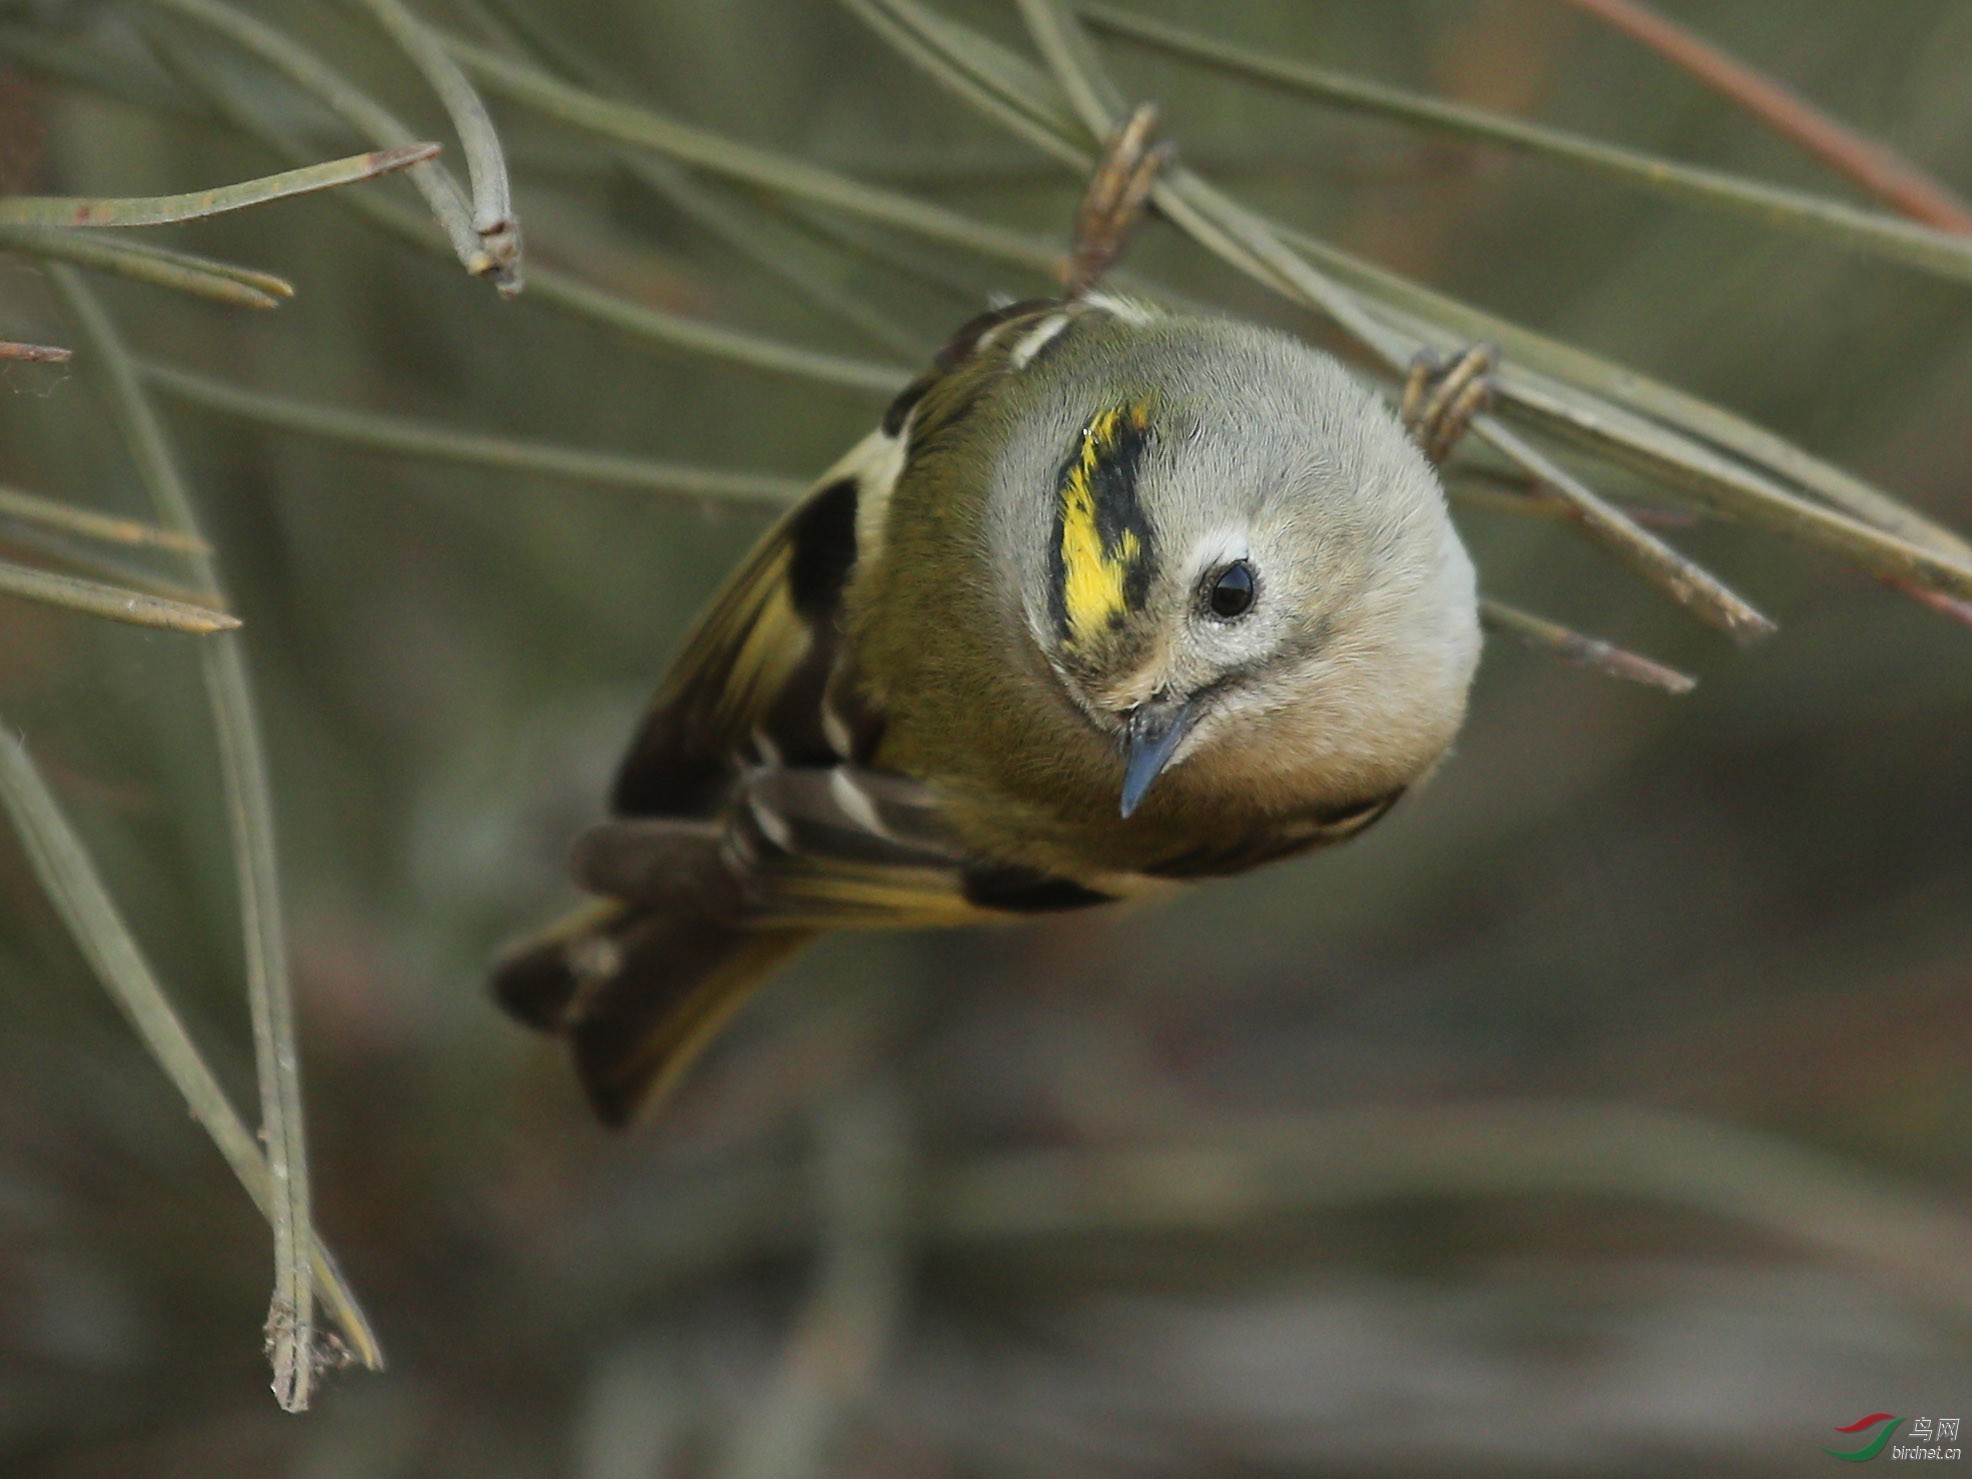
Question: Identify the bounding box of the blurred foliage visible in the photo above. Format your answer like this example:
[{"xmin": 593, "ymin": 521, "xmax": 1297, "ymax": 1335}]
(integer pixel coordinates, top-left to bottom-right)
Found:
[{"xmin": 2, "ymin": 1, "xmax": 1972, "ymax": 1474}]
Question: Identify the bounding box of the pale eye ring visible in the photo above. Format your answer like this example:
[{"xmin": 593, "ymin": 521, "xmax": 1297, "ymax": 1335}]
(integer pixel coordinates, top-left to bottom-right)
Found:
[{"xmin": 1205, "ymin": 560, "xmax": 1257, "ymax": 620}]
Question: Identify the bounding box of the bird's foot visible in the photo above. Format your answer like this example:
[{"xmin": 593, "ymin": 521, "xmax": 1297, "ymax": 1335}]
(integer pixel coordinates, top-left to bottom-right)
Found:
[
  {"xmin": 1402, "ymin": 341, "xmax": 1499, "ymax": 464},
  {"xmin": 1064, "ymin": 103, "xmax": 1175, "ymax": 298}
]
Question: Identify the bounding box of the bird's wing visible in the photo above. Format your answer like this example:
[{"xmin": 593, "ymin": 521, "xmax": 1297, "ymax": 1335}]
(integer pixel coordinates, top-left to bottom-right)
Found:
[
  {"xmin": 609, "ymin": 298, "xmax": 1075, "ymax": 820},
  {"xmin": 576, "ymin": 764, "xmax": 1114, "ymax": 930},
  {"xmin": 608, "ymin": 438, "xmax": 879, "ymax": 819},
  {"xmin": 601, "ymin": 298, "xmax": 1118, "ymax": 929}
]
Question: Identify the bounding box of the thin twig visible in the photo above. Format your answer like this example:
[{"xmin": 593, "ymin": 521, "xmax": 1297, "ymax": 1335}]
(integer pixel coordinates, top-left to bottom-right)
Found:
[
  {"xmin": 1479, "ymin": 596, "xmax": 1696, "ymax": 693},
  {"xmin": 1267, "ymin": 218, "xmax": 1972, "ymax": 565},
  {"xmin": 0, "ymin": 144, "xmax": 439, "ymax": 228},
  {"xmin": 0, "ymin": 483, "xmax": 203, "ymax": 555},
  {"xmin": 143, "ymin": 361, "xmax": 809, "ymax": 506},
  {"xmin": 1475, "ymin": 416, "xmax": 1774, "ymax": 641},
  {"xmin": 0, "ymin": 521, "xmax": 223, "ymax": 609},
  {"xmin": 1447, "ymin": 466, "xmax": 1701, "ymax": 529},
  {"xmin": 343, "ymin": 0, "xmax": 522, "ymax": 291},
  {"xmin": 778, "ymin": 203, "xmax": 989, "ymax": 313},
  {"xmin": 0, "ymin": 726, "xmax": 382, "ymax": 1369},
  {"xmin": 841, "ymin": 0, "xmax": 1090, "ymax": 172},
  {"xmin": 622, "ymin": 154, "xmax": 926, "ymax": 359},
  {"xmin": 1548, "ymin": 0, "xmax": 1972, "ymax": 234},
  {"xmin": 134, "ymin": 0, "xmax": 492, "ymax": 285},
  {"xmin": 1088, "ymin": 2, "xmax": 1972, "ymax": 283},
  {"xmin": 1085, "ymin": 4, "xmax": 1972, "ymax": 283},
  {"xmin": 0, "ymin": 339, "xmax": 72, "ymax": 363},
  {"xmin": 0, "ymin": 483, "xmax": 206, "ymax": 554},
  {"xmin": 1886, "ymin": 580, "xmax": 1972, "ymax": 629},
  {"xmin": 441, "ymin": 30, "xmax": 1065, "ymax": 276},
  {"xmin": 1159, "ymin": 173, "xmax": 1774, "ymax": 636},
  {"xmin": 0, "ymin": 558, "xmax": 238, "ymax": 633},
  {"xmin": 464, "ymin": 6, "xmax": 922, "ymax": 356},
  {"xmin": 1491, "ymin": 365, "xmax": 1972, "ymax": 603},
  {"xmin": 133, "ymin": 33, "xmax": 913, "ymax": 397},
  {"xmin": 0, "ymin": 226, "xmax": 293, "ymax": 310},
  {"xmin": 49, "ymin": 268, "xmax": 328, "ymax": 1411}
]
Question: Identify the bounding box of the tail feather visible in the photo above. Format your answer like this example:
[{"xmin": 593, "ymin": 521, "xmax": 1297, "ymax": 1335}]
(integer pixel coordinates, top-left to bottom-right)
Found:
[
  {"xmin": 490, "ymin": 899, "xmax": 622, "ymax": 1031},
  {"xmin": 491, "ymin": 905, "xmax": 810, "ymax": 1126}
]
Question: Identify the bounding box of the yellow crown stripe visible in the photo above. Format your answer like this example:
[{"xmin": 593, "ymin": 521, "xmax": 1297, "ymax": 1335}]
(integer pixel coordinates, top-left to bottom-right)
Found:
[{"xmin": 1059, "ymin": 401, "xmax": 1152, "ymax": 648}]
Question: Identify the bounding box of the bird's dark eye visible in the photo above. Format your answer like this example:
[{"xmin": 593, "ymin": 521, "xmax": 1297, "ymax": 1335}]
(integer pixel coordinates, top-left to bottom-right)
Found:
[{"xmin": 1207, "ymin": 560, "xmax": 1256, "ymax": 619}]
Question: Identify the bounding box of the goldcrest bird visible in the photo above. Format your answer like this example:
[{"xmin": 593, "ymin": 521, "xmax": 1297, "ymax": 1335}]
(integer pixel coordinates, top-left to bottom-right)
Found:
[
  {"xmin": 493, "ymin": 114, "xmax": 1484, "ymax": 1126},
  {"xmin": 492, "ymin": 290, "xmax": 1483, "ymax": 1125}
]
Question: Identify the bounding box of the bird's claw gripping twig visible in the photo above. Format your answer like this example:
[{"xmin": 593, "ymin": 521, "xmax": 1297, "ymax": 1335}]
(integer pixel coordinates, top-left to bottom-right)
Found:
[
  {"xmin": 1402, "ymin": 342, "xmax": 1499, "ymax": 464},
  {"xmin": 1064, "ymin": 103, "xmax": 1175, "ymax": 298}
]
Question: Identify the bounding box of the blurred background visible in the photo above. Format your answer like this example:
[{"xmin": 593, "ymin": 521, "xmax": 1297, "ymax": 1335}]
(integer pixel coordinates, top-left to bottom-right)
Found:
[{"xmin": 1, "ymin": 1, "xmax": 1970, "ymax": 1474}]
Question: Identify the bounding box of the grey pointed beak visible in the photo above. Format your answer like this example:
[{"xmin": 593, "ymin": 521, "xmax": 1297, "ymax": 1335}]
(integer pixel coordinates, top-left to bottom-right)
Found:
[{"xmin": 1120, "ymin": 697, "xmax": 1197, "ymax": 818}]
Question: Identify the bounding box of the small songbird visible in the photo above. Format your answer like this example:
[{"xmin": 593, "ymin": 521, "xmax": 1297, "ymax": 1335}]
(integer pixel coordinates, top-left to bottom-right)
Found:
[{"xmin": 493, "ymin": 122, "xmax": 1484, "ymax": 1127}]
